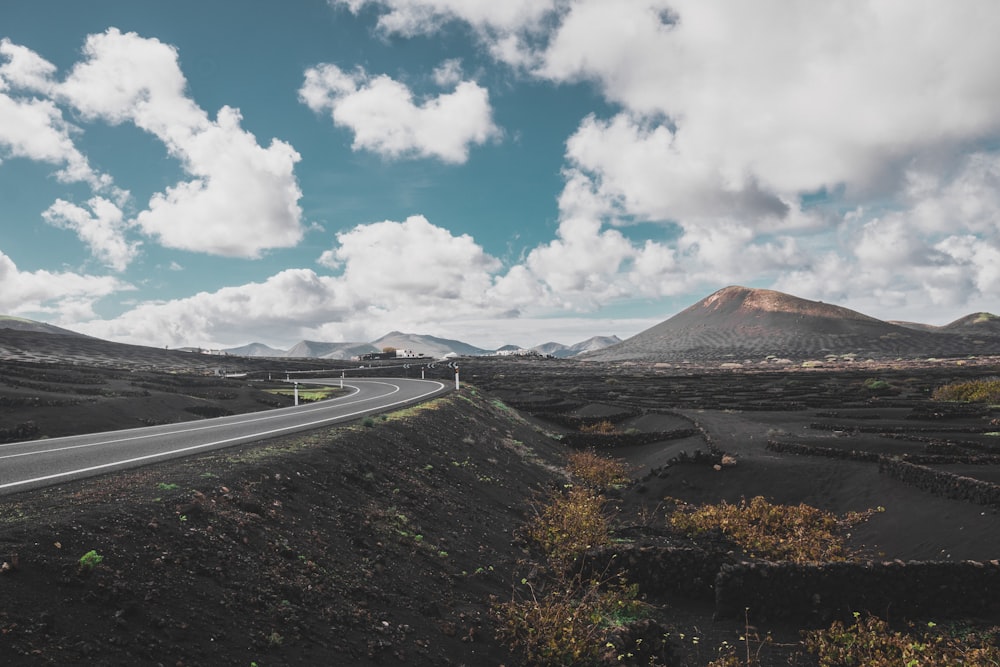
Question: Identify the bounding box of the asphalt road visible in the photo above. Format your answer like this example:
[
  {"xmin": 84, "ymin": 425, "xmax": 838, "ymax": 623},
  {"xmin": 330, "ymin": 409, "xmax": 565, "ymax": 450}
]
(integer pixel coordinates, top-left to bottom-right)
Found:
[{"xmin": 0, "ymin": 377, "xmax": 448, "ymax": 496}]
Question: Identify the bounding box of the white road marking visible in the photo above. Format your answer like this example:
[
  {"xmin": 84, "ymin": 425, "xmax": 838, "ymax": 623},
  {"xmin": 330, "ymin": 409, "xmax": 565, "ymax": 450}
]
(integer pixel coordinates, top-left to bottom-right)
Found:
[{"xmin": 0, "ymin": 379, "xmax": 446, "ymax": 492}]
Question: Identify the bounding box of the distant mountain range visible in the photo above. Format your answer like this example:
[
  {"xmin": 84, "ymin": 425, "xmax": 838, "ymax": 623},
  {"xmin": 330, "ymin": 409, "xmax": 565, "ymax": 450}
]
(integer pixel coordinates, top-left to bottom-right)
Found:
[
  {"xmin": 222, "ymin": 331, "xmax": 623, "ymax": 360},
  {"xmin": 6, "ymin": 286, "xmax": 998, "ymax": 365},
  {"xmin": 581, "ymin": 285, "xmax": 1000, "ymax": 363},
  {"xmin": 532, "ymin": 335, "xmax": 623, "ymax": 358}
]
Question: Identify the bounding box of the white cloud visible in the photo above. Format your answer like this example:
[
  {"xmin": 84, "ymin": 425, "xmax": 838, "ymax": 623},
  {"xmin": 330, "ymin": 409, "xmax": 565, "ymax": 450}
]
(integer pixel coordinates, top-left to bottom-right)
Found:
[
  {"xmin": 564, "ymin": 113, "xmax": 791, "ymax": 223},
  {"xmin": 536, "ymin": 1, "xmax": 1000, "ymax": 190},
  {"xmin": 0, "ymin": 38, "xmax": 56, "ymax": 93},
  {"xmin": 57, "ymin": 29, "xmax": 305, "ymax": 258},
  {"xmin": 0, "ymin": 41, "xmax": 111, "ymax": 189},
  {"xmin": 42, "ymin": 197, "xmax": 139, "ymax": 272},
  {"xmin": 432, "ymin": 58, "xmax": 464, "ymax": 86},
  {"xmin": 324, "ymin": 214, "xmax": 502, "ymax": 306},
  {"xmin": 0, "ymin": 249, "xmax": 131, "ymax": 320},
  {"xmin": 772, "ymin": 152, "xmax": 1000, "ymax": 322},
  {"xmin": 525, "ymin": 216, "xmax": 634, "ymax": 306},
  {"xmin": 75, "ymin": 268, "xmax": 350, "ymax": 348},
  {"xmin": 345, "ymin": 1, "xmax": 1000, "ymax": 321},
  {"xmin": 76, "ymin": 216, "xmax": 512, "ymax": 347},
  {"xmin": 332, "ymin": 0, "xmax": 560, "ymax": 37},
  {"xmin": 300, "ymin": 63, "xmax": 500, "ymax": 163}
]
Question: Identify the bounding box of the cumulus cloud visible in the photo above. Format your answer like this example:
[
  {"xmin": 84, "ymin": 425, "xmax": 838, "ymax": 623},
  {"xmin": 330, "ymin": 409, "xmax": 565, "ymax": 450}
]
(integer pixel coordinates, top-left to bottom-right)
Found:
[
  {"xmin": 0, "ymin": 38, "xmax": 57, "ymax": 93},
  {"xmin": 77, "ymin": 216, "xmax": 513, "ymax": 347},
  {"xmin": 2, "ymin": 30, "xmax": 305, "ymax": 263},
  {"xmin": 536, "ymin": 1, "xmax": 1000, "ymax": 186},
  {"xmin": 75, "ymin": 269, "xmax": 350, "ymax": 347},
  {"xmin": 300, "ymin": 63, "xmax": 500, "ymax": 163},
  {"xmin": 57, "ymin": 28, "xmax": 305, "ymax": 258},
  {"xmin": 343, "ymin": 1, "xmax": 1000, "ymax": 318},
  {"xmin": 321, "ymin": 215, "xmax": 501, "ymax": 301},
  {"xmin": 0, "ymin": 250, "xmax": 131, "ymax": 321},
  {"xmin": 42, "ymin": 197, "xmax": 139, "ymax": 272},
  {"xmin": 773, "ymin": 152, "xmax": 1000, "ymax": 322},
  {"xmin": 0, "ymin": 41, "xmax": 111, "ymax": 189},
  {"xmin": 331, "ymin": 0, "xmax": 560, "ymax": 38}
]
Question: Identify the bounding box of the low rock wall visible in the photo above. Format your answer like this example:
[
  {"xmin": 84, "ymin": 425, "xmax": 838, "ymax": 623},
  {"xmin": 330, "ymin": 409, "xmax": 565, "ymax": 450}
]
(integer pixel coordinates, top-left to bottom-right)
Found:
[
  {"xmin": 767, "ymin": 440, "xmax": 1000, "ymax": 465},
  {"xmin": 564, "ymin": 428, "xmax": 699, "ymax": 450},
  {"xmin": 879, "ymin": 459, "xmax": 1000, "ymax": 506},
  {"xmin": 585, "ymin": 545, "xmax": 737, "ymax": 601},
  {"xmin": 714, "ymin": 560, "xmax": 1000, "ymax": 621},
  {"xmin": 532, "ymin": 409, "xmax": 641, "ymax": 430},
  {"xmin": 766, "ymin": 439, "xmax": 880, "ymax": 462}
]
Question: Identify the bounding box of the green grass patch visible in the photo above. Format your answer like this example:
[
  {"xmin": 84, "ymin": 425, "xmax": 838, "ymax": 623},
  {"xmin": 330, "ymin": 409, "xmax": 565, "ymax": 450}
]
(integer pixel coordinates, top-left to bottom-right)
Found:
[{"xmin": 264, "ymin": 386, "xmax": 347, "ymax": 402}]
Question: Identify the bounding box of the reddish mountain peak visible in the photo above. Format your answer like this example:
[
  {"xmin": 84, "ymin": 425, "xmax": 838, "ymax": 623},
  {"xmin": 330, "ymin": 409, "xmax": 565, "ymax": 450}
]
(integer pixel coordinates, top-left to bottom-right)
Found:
[{"xmin": 700, "ymin": 286, "xmax": 877, "ymax": 322}]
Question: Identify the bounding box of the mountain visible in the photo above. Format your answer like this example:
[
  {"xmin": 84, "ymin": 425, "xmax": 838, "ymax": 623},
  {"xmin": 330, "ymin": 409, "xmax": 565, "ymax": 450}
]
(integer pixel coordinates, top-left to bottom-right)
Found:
[
  {"xmin": 0, "ymin": 315, "xmax": 90, "ymax": 338},
  {"xmin": 566, "ymin": 335, "xmax": 622, "ymax": 356},
  {"xmin": 580, "ymin": 285, "xmax": 1000, "ymax": 363},
  {"xmin": 530, "ymin": 335, "xmax": 623, "ymax": 358},
  {"xmin": 888, "ymin": 321, "xmax": 940, "ymax": 332},
  {"xmin": 370, "ymin": 332, "xmax": 491, "ymax": 359},
  {"xmin": 939, "ymin": 312, "xmax": 1000, "ymax": 336},
  {"xmin": 223, "ymin": 342, "xmax": 288, "ymax": 357},
  {"xmin": 284, "ymin": 340, "xmax": 379, "ymax": 360}
]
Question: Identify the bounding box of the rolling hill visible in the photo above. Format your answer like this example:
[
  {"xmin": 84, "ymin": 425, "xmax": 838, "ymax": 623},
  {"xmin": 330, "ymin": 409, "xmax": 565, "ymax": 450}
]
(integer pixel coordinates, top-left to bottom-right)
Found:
[
  {"xmin": 283, "ymin": 340, "xmax": 380, "ymax": 360},
  {"xmin": 0, "ymin": 315, "xmax": 91, "ymax": 338},
  {"xmin": 581, "ymin": 285, "xmax": 1000, "ymax": 363},
  {"xmin": 531, "ymin": 335, "xmax": 623, "ymax": 358}
]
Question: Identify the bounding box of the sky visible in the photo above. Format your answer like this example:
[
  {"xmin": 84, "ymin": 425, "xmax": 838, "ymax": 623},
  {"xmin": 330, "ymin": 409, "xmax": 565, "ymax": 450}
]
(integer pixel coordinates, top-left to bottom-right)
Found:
[{"xmin": 1, "ymin": 1, "xmax": 999, "ymax": 351}]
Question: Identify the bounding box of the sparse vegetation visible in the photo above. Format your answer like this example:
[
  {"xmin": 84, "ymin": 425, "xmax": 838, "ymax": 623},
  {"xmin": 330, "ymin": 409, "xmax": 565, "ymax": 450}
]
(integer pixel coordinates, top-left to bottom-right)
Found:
[
  {"xmin": 932, "ymin": 378, "xmax": 1000, "ymax": 403},
  {"xmin": 493, "ymin": 575, "xmax": 644, "ymax": 666},
  {"xmin": 523, "ymin": 486, "xmax": 610, "ymax": 566},
  {"xmin": 580, "ymin": 419, "xmax": 617, "ymax": 434},
  {"xmin": 863, "ymin": 377, "xmax": 893, "ymax": 394},
  {"xmin": 803, "ymin": 612, "xmax": 1000, "ymax": 666},
  {"xmin": 78, "ymin": 549, "xmax": 103, "ymax": 571},
  {"xmin": 566, "ymin": 450, "xmax": 630, "ymax": 489},
  {"xmin": 493, "ymin": 450, "xmax": 654, "ymax": 665},
  {"xmin": 669, "ymin": 496, "xmax": 881, "ymax": 562},
  {"xmin": 264, "ymin": 386, "xmax": 346, "ymax": 402}
]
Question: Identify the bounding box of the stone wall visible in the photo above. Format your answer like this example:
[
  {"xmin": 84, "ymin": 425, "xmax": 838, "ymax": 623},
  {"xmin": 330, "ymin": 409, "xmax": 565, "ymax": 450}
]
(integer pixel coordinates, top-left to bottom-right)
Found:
[
  {"xmin": 585, "ymin": 545, "xmax": 737, "ymax": 601},
  {"xmin": 766, "ymin": 439, "xmax": 880, "ymax": 462},
  {"xmin": 714, "ymin": 559, "xmax": 1000, "ymax": 622},
  {"xmin": 564, "ymin": 428, "xmax": 699, "ymax": 450},
  {"xmin": 879, "ymin": 458, "xmax": 1000, "ymax": 506}
]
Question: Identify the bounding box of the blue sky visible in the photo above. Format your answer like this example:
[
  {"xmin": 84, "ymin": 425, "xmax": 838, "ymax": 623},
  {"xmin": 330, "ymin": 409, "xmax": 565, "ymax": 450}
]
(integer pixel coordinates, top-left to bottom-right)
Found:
[{"xmin": 1, "ymin": 1, "xmax": 999, "ymax": 350}]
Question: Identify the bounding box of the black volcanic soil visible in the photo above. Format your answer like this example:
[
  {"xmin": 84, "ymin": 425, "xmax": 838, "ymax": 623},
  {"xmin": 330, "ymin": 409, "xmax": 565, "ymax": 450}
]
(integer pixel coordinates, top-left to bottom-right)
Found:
[{"xmin": 3, "ymin": 349, "xmax": 1000, "ymax": 665}]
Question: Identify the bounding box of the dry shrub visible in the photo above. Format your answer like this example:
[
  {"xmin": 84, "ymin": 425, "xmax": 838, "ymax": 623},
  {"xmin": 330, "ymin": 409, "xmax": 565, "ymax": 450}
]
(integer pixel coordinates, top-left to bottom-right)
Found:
[
  {"xmin": 669, "ymin": 496, "xmax": 880, "ymax": 563},
  {"xmin": 932, "ymin": 379, "xmax": 1000, "ymax": 403},
  {"xmin": 524, "ymin": 487, "xmax": 610, "ymax": 566},
  {"xmin": 580, "ymin": 419, "xmax": 617, "ymax": 434},
  {"xmin": 803, "ymin": 613, "xmax": 1000, "ymax": 666},
  {"xmin": 492, "ymin": 576, "xmax": 643, "ymax": 666},
  {"xmin": 567, "ymin": 450, "xmax": 630, "ymax": 489}
]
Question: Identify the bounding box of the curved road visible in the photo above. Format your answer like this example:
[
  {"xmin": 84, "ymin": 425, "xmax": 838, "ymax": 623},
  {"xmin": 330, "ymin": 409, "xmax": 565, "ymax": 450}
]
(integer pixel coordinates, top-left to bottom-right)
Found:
[{"xmin": 0, "ymin": 377, "xmax": 447, "ymax": 496}]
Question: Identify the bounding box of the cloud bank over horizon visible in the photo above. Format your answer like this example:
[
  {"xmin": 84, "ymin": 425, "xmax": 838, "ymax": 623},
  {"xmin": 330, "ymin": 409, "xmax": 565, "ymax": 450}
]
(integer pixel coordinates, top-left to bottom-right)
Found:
[{"xmin": 2, "ymin": 2, "xmax": 999, "ymax": 350}]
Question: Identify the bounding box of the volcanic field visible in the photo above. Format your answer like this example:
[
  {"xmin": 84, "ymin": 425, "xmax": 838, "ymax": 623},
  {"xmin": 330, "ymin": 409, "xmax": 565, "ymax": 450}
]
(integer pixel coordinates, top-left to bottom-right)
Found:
[{"xmin": 2, "ymin": 291, "xmax": 1000, "ymax": 666}]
